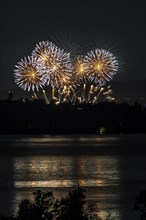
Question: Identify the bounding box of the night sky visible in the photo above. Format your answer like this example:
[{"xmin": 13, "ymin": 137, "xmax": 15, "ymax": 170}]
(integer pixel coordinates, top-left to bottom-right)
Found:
[{"xmin": 0, "ymin": 0, "xmax": 145, "ymax": 99}]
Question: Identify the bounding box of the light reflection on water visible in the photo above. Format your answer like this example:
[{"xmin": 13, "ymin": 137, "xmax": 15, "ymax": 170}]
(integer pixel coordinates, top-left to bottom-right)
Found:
[
  {"xmin": 0, "ymin": 135, "xmax": 120, "ymax": 145},
  {"xmin": 12, "ymin": 155, "xmax": 120, "ymax": 219},
  {"xmin": 13, "ymin": 156, "xmax": 120, "ymax": 187},
  {"xmin": 1, "ymin": 134, "xmax": 146, "ymax": 220}
]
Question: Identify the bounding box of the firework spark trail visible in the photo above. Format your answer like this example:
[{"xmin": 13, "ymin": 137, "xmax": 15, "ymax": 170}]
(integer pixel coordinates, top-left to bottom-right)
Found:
[
  {"xmin": 84, "ymin": 49, "xmax": 118, "ymax": 85},
  {"xmin": 42, "ymin": 90, "xmax": 49, "ymax": 104},
  {"xmin": 88, "ymin": 84, "xmax": 94, "ymax": 101},
  {"xmin": 32, "ymin": 41, "xmax": 72, "ymax": 89},
  {"xmin": 33, "ymin": 92, "xmax": 38, "ymax": 99},
  {"xmin": 14, "ymin": 56, "xmax": 45, "ymax": 91},
  {"xmin": 72, "ymin": 55, "xmax": 89, "ymax": 101}
]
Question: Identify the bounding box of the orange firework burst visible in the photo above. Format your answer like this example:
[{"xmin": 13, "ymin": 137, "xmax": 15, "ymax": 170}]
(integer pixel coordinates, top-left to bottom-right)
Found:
[{"xmin": 72, "ymin": 55, "xmax": 88, "ymax": 83}]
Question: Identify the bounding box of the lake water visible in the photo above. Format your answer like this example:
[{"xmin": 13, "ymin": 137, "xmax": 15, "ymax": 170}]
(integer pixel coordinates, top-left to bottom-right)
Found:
[{"xmin": 0, "ymin": 134, "xmax": 146, "ymax": 219}]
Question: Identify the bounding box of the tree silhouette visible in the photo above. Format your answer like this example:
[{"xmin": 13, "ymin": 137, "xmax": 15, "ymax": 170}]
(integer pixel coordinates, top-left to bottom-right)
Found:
[
  {"xmin": 56, "ymin": 185, "xmax": 87, "ymax": 220},
  {"xmin": 16, "ymin": 190, "xmax": 54, "ymax": 220},
  {"xmin": 0, "ymin": 186, "xmax": 113, "ymax": 220},
  {"xmin": 134, "ymin": 190, "xmax": 146, "ymax": 220}
]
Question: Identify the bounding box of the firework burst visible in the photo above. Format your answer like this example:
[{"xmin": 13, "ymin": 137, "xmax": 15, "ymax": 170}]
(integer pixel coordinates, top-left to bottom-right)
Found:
[
  {"xmin": 32, "ymin": 41, "xmax": 72, "ymax": 88},
  {"xmin": 14, "ymin": 56, "xmax": 45, "ymax": 91},
  {"xmin": 32, "ymin": 41, "xmax": 55, "ymax": 60},
  {"xmin": 14, "ymin": 39, "xmax": 119, "ymax": 104},
  {"xmin": 72, "ymin": 55, "xmax": 88, "ymax": 84},
  {"xmin": 84, "ymin": 49, "xmax": 118, "ymax": 85}
]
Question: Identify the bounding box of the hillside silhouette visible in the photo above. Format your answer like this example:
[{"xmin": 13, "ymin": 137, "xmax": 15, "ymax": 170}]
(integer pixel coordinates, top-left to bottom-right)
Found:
[{"xmin": 0, "ymin": 99, "xmax": 146, "ymax": 134}]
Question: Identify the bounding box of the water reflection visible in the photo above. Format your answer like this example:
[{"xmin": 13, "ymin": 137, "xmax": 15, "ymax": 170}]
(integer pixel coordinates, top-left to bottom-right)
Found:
[
  {"xmin": 13, "ymin": 156, "xmax": 120, "ymax": 187},
  {"xmin": 12, "ymin": 155, "xmax": 121, "ymax": 219},
  {"xmin": 1, "ymin": 134, "xmax": 146, "ymax": 219},
  {"xmin": 0, "ymin": 135, "xmax": 120, "ymax": 145}
]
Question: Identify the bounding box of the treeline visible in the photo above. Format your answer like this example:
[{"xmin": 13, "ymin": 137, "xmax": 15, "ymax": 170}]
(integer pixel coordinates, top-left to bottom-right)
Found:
[
  {"xmin": 0, "ymin": 99, "xmax": 146, "ymax": 134},
  {"xmin": 0, "ymin": 186, "xmax": 146, "ymax": 220},
  {"xmin": 0, "ymin": 186, "xmax": 100, "ymax": 220}
]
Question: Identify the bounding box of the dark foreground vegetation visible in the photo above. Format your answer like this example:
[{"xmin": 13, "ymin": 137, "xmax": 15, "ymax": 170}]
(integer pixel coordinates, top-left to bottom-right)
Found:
[
  {"xmin": 134, "ymin": 190, "xmax": 146, "ymax": 220},
  {"xmin": 0, "ymin": 99, "xmax": 146, "ymax": 134},
  {"xmin": 0, "ymin": 186, "xmax": 146, "ymax": 220},
  {"xmin": 0, "ymin": 186, "xmax": 103, "ymax": 220}
]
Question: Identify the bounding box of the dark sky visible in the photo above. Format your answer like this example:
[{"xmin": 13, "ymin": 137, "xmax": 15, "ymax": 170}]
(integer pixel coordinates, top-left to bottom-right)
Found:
[{"xmin": 0, "ymin": 0, "xmax": 145, "ymax": 98}]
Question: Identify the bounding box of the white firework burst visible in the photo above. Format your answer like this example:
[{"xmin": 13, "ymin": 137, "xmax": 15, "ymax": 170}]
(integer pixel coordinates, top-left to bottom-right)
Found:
[
  {"xmin": 32, "ymin": 41, "xmax": 73, "ymax": 88},
  {"xmin": 14, "ymin": 56, "xmax": 46, "ymax": 91},
  {"xmin": 32, "ymin": 41, "xmax": 55, "ymax": 59},
  {"xmin": 84, "ymin": 49, "xmax": 118, "ymax": 85}
]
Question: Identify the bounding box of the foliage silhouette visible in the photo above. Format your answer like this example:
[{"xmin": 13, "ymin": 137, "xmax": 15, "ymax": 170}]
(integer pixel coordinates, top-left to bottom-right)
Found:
[
  {"xmin": 0, "ymin": 186, "xmax": 101, "ymax": 220},
  {"xmin": 17, "ymin": 190, "xmax": 54, "ymax": 220},
  {"xmin": 134, "ymin": 190, "xmax": 146, "ymax": 220},
  {"xmin": 2, "ymin": 187, "xmax": 146, "ymax": 220},
  {"xmin": 54, "ymin": 185, "xmax": 86, "ymax": 220}
]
